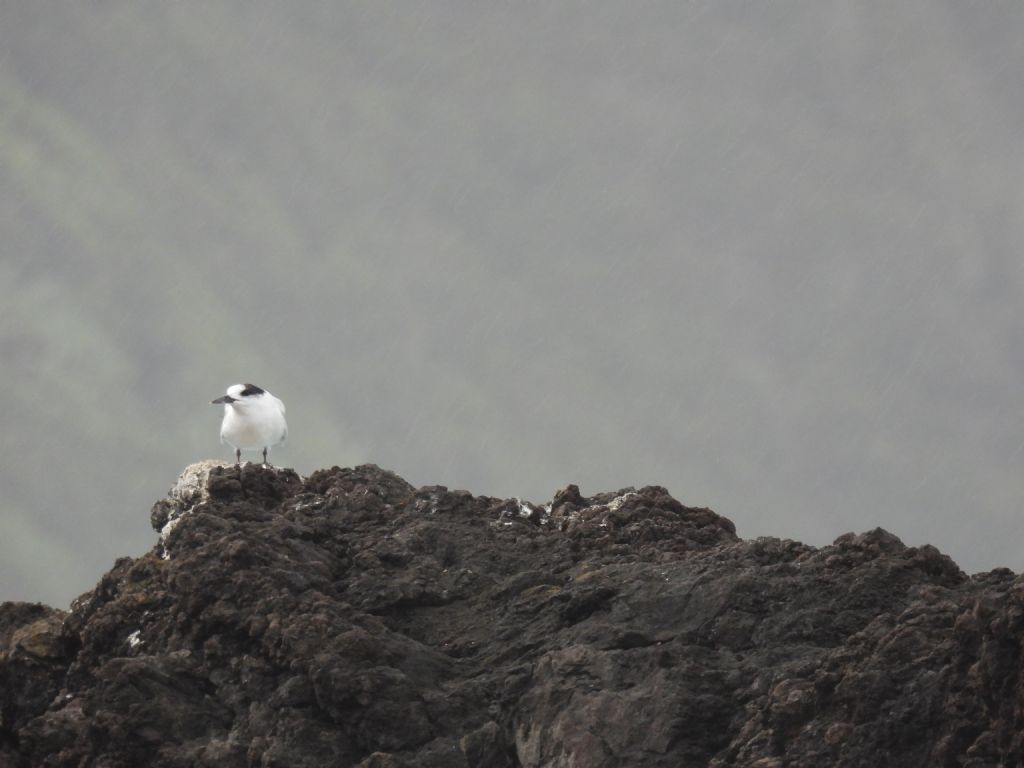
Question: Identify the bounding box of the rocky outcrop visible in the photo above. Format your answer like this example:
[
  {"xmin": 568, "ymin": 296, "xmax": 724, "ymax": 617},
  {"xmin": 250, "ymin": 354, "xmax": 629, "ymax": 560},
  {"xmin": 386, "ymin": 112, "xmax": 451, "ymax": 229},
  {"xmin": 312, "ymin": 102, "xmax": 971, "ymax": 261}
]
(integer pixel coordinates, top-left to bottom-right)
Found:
[{"xmin": 2, "ymin": 462, "xmax": 1023, "ymax": 767}]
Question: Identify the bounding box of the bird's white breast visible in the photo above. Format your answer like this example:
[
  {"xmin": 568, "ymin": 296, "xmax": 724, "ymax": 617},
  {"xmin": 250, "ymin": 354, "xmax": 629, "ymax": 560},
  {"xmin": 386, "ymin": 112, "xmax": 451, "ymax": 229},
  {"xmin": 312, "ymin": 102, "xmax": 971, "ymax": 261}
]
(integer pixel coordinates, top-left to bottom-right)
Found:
[{"xmin": 219, "ymin": 394, "xmax": 288, "ymax": 450}]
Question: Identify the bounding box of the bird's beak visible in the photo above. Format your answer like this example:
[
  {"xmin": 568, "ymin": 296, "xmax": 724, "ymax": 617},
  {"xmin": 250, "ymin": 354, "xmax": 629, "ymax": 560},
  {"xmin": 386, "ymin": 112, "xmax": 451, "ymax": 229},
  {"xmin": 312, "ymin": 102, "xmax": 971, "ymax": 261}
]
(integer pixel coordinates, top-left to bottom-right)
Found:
[{"xmin": 211, "ymin": 395, "xmax": 235, "ymax": 404}]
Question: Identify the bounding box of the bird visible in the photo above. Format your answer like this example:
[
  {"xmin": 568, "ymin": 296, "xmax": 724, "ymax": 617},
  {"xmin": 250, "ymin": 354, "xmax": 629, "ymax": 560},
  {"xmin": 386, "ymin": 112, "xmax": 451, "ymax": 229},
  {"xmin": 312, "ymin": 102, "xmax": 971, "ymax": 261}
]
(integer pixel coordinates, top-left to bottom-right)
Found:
[{"xmin": 211, "ymin": 383, "xmax": 288, "ymax": 466}]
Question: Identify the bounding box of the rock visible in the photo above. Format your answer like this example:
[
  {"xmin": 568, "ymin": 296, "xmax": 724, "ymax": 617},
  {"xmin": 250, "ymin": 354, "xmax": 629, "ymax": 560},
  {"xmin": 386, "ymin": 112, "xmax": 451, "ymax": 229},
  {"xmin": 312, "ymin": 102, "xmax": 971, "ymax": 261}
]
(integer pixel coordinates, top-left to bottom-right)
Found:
[
  {"xmin": 0, "ymin": 602, "xmax": 73, "ymax": 766},
  {"xmin": 2, "ymin": 462, "xmax": 1023, "ymax": 766}
]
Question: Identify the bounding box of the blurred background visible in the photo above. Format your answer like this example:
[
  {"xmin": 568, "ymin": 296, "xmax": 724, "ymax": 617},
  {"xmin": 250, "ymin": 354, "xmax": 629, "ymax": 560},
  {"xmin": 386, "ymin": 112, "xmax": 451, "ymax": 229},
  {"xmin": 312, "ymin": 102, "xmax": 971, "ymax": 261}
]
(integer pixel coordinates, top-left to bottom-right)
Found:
[{"xmin": 3, "ymin": 3, "xmax": 1024, "ymax": 608}]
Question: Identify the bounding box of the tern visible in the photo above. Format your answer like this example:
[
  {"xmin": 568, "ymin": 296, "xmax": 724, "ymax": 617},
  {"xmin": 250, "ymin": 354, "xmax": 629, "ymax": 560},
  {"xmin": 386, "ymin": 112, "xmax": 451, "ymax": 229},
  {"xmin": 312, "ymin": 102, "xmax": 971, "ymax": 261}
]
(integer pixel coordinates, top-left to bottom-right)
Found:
[{"xmin": 211, "ymin": 383, "xmax": 288, "ymax": 466}]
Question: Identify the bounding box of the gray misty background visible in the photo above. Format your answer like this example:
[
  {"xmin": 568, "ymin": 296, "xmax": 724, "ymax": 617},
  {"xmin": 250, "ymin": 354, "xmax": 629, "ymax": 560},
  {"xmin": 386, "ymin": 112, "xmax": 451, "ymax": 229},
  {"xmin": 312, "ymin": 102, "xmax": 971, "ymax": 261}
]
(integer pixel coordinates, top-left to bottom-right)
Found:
[{"xmin": 3, "ymin": 3, "xmax": 1024, "ymax": 608}]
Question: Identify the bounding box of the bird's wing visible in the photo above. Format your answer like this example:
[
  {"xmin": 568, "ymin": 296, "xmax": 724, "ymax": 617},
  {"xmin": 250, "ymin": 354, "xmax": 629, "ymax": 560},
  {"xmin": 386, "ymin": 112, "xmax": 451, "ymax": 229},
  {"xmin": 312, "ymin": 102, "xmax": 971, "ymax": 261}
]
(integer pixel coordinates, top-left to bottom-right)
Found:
[{"xmin": 276, "ymin": 393, "xmax": 288, "ymax": 442}]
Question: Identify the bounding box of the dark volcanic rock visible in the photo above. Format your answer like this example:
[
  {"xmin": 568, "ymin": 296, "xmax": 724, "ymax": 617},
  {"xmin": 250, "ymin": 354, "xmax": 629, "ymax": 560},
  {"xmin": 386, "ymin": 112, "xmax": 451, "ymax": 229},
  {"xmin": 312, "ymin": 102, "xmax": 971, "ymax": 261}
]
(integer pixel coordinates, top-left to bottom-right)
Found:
[
  {"xmin": 2, "ymin": 461, "xmax": 1023, "ymax": 766},
  {"xmin": 1, "ymin": 602, "xmax": 75, "ymax": 768}
]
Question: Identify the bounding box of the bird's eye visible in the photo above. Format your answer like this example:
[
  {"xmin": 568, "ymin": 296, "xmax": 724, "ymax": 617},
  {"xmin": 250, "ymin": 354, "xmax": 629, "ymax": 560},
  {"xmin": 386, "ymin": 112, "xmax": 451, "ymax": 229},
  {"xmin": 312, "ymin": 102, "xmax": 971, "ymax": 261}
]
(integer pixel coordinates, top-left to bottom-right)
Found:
[{"xmin": 239, "ymin": 384, "xmax": 265, "ymax": 397}]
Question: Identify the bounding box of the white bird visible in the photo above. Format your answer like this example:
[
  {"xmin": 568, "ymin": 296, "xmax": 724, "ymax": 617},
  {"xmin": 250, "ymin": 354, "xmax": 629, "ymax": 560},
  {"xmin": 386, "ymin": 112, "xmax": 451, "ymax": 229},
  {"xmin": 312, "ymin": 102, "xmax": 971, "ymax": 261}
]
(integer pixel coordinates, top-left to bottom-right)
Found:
[{"xmin": 211, "ymin": 383, "xmax": 288, "ymax": 466}]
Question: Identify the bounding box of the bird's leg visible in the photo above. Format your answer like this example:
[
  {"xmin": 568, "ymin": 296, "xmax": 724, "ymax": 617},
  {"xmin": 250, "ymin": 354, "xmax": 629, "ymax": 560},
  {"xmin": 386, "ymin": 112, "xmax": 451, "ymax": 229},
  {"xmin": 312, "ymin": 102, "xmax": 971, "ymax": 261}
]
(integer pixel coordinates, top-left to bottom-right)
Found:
[
  {"xmin": 235, "ymin": 448, "xmax": 241, "ymax": 465},
  {"xmin": 262, "ymin": 447, "xmax": 272, "ymax": 468}
]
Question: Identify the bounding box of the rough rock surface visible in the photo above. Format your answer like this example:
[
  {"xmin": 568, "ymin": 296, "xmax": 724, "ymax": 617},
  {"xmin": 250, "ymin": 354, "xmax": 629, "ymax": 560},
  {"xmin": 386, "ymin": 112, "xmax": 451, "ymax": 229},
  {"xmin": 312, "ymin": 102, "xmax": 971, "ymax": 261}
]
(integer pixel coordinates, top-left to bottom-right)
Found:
[{"xmin": 2, "ymin": 463, "xmax": 1023, "ymax": 767}]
